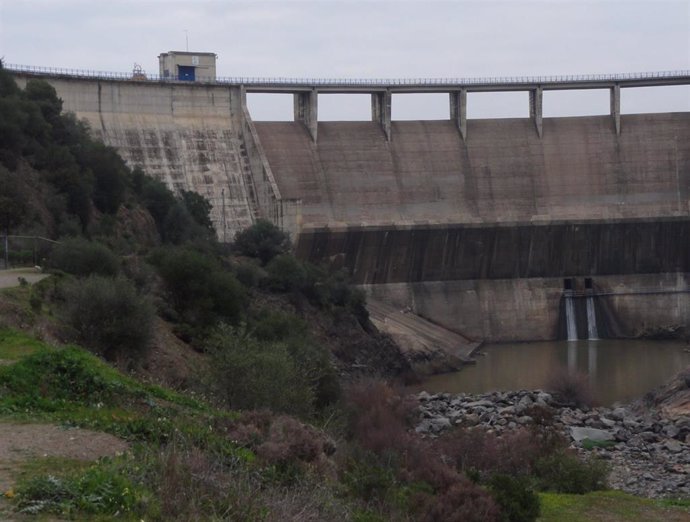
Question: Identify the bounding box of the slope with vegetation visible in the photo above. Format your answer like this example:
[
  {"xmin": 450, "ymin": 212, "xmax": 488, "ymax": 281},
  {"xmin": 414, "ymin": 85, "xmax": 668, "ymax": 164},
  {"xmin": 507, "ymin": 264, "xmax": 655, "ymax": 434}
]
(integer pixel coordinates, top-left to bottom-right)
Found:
[{"xmin": 0, "ymin": 64, "xmax": 687, "ymax": 521}]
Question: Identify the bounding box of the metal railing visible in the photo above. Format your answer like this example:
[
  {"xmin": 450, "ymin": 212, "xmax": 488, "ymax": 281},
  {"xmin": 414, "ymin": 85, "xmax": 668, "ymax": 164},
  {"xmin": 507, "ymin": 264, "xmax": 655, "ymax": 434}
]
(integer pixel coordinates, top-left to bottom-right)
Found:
[{"xmin": 6, "ymin": 63, "xmax": 690, "ymax": 88}]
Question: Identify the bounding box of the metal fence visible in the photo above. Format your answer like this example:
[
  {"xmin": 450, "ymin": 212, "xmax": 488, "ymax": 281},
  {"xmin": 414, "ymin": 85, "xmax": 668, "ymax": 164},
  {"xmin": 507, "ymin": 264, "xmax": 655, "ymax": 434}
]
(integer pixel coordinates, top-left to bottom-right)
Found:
[
  {"xmin": 0, "ymin": 236, "xmax": 59, "ymax": 270},
  {"xmin": 6, "ymin": 63, "xmax": 690, "ymax": 88}
]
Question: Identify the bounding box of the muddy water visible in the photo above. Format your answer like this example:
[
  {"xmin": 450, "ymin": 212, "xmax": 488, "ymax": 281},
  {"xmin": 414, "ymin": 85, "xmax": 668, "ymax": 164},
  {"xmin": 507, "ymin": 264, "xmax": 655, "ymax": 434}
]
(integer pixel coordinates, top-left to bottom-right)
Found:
[{"xmin": 415, "ymin": 340, "xmax": 690, "ymax": 405}]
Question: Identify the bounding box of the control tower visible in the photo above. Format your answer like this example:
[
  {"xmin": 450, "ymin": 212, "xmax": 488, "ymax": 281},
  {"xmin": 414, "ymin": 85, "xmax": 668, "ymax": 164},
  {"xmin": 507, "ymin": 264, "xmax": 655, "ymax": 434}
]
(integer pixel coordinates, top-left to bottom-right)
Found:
[{"xmin": 158, "ymin": 51, "xmax": 217, "ymax": 82}]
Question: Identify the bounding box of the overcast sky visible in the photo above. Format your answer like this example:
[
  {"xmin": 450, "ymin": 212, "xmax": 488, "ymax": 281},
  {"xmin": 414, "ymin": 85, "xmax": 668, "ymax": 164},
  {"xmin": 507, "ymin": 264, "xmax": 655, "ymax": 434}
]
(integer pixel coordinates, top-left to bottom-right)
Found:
[{"xmin": 1, "ymin": 0, "xmax": 689, "ymax": 120}]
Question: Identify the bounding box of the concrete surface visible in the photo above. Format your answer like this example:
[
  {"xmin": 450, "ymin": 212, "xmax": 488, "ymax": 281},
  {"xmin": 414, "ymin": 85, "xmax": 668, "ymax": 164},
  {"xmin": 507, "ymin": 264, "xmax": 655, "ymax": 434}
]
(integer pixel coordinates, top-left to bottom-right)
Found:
[
  {"xmin": 0, "ymin": 269, "xmax": 48, "ymax": 289},
  {"xmin": 367, "ymin": 298, "xmax": 479, "ymax": 372}
]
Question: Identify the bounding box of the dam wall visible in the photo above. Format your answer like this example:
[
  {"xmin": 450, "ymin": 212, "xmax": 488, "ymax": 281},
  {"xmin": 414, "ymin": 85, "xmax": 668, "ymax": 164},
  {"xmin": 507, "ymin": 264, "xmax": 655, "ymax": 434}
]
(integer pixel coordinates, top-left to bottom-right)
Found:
[
  {"xmin": 256, "ymin": 114, "xmax": 690, "ymax": 228},
  {"xmin": 12, "ymin": 75, "xmax": 268, "ymax": 240},
  {"xmin": 365, "ymin": 273, "xmax": 690, "ymax": 342},
  {"xmin": 255, "ymin": 115, "xmax": 690, "ymax": 341}
]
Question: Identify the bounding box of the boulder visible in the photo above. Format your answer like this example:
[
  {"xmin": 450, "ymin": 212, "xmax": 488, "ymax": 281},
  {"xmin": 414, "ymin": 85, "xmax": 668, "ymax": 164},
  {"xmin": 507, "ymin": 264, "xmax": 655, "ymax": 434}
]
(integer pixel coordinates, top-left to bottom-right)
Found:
[{"xmin": 570, "ymin": 426, "xmax": 615, "ymax": 443}]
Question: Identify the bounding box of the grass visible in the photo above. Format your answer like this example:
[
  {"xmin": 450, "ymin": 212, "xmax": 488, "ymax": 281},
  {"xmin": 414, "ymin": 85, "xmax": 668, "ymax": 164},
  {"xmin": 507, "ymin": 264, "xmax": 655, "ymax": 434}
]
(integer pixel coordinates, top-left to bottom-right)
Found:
[
  {"xmin": 0, "ymin": 328, "xmax": 45, "ymax": 361},
  {"xmin": 0, "ymin": 328, "xmax": 243, "ymax": 452},
  {"xmin": 539, "ymin": 491, "xmax": 690, "ymax": 522},
  {"xmin": 0, "ymin": 328, "xmax": 259, "ymax": 519}
]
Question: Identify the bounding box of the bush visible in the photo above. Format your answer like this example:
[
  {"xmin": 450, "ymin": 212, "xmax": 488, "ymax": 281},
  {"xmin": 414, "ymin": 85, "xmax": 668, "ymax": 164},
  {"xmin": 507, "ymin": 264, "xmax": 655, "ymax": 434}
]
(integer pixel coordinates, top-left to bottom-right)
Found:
[
  {"xmin": 533, "ymin": 451, "xmax": 608, "ymax": 494},
  {"xmin": 346, "ymin": 380, "xmax": 417, "ymax": 455},
  {"xmin": 149, "ymin": 445, "xmax": 265, "ymax": 521},
  {"xmin": 251, "ymin": 310, "xmax": 340, "ymax": 410},
  {"xmin": 488, "ymin": 474, "xmax": 541, "ymax": 522},
  {"xmin": 546, "ymin": 368, "xmax": 595, "ymax": 408},
  {"xmin": 265, "ymin": 254, "xmax": 308, "ymax": 292},
  {"xmin": 440, "ymin": 427, "xmax": 552, "ymax": 480},
  {"xmin": 417, "ymin": 480, "xmax": 501, "ymax": 522},
  {"xmin": 234, "ymin": 261, "xmax": 265, "ymax": 288},
  {"xmin": 64, "ymin": 276, "xmax": 154, "ymax": 361},
  {"xmin": 233, "ymin": 219, "xmax": 291, "ymax": 265},
  {"xmin": 150, "ymin": 246, "xmax": 245, "ymax": 329},
  {"xmin": 49, "ymin": 237, "xmax": 119, "ymax": 277},
  {"xmin": 204, "ymin": 325, "xmax": 315, "ymax": 417}
]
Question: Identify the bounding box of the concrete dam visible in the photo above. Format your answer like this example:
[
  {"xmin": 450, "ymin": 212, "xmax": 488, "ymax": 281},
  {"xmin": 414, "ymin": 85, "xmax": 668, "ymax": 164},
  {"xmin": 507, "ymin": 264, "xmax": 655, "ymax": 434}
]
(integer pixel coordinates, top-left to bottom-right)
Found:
[{"xmin": 9, "ymin": 66, "xmax": 690, "ymax": 343}]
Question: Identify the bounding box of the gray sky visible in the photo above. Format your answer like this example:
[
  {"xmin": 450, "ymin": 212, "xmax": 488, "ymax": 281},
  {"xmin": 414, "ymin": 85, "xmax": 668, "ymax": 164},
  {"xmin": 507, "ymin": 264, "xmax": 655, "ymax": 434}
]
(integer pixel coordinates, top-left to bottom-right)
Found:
[{"xmin": 1, "ymin": 0, "xmax": 689, "ymax": 120}]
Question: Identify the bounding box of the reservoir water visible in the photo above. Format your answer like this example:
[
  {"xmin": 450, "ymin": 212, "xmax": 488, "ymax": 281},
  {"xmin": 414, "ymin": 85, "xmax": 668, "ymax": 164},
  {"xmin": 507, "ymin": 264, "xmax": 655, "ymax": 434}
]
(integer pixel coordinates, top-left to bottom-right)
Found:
[{"xmin": 415, "ymin": 340, "xmax": 690, "ymax": 405}]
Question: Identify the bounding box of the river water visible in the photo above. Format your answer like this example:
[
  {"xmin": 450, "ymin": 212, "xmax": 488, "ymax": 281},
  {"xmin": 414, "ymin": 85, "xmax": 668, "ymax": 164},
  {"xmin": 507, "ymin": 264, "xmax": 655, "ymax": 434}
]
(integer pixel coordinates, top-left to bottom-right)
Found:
[{"xmin": 415, "ymin": 340, "xmax": 690, "ymax": 405}]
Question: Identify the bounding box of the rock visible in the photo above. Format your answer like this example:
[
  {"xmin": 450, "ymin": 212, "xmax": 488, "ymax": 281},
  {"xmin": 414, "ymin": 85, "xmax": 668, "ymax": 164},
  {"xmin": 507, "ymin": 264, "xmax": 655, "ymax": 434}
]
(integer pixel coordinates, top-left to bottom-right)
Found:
[
  {"xmin": 418, "ymin": 391, "xmax": 431, "ymax": 401},
  {"xmin": 663, "ymin": 424, "xmax": 680, "ymax": 438},
  {"xmin": 623, "ymin": 418, "xmax": 641, "ymax": 429},
  {"xmin": 610, "ymin": 407, "xmax": 628, "ymax": 421},
  {"xmin": 664, "ymin": 439, "xmax": 683, "ymax": 453},
  {"xmin": 536, "ymin": 391, "xmax": 553, "ymax": 403},
  {"xmin": 518, "ymin": 395, "xmax": 533, "ymax": 407},
  {"xmin": 463, "ymin": 413, "xmax": 480, "ymax": 425},
  {"xmin": 639, "ymin": 431, "xmax": 659, "ymax": 442},
  {"xmin": 570, "ymin": 427, "xmax": 615, "ymax": 443},
  {"xmin": 465, "ymin": 400, "xmax": 494, "ymax": 408},
  {"xmin": 600, "ymin": 417, "xmax": 617, "ymax": 428}
]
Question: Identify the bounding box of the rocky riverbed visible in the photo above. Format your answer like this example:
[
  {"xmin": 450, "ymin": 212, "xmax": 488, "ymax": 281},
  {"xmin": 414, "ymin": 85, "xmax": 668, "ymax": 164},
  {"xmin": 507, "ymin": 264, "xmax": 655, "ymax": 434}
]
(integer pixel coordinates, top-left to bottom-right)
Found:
[{"xmin": 416, "ymin": 389, "xmax": 690, "ymax": 498}]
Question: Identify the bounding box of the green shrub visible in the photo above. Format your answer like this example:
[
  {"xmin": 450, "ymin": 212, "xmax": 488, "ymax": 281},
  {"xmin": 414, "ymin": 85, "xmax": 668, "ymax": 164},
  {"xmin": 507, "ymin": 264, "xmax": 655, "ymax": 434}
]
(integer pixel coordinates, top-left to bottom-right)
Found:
[
  {"xmin": 150, "ymin": 246, "xmax": 245, "ymax": 329},
  {"xmin": 233, "ymin": 219, "xmax": 291, "ymax": 265},
  {"xmin": 533, "ymin": 451, "xmax": 608, "ymax": 494},
  {"xmin": 64, "ymin": 276, "xmax": 154, "ymax": 361},
  {"xmin": 343, "ymin": 456, "xmax": 398, "ymax": 502},
  {"xmin": 251, "ymin": 310, "xmax": 340, "ymax": 409},
  {"xmin": 29, "ymin": 291, "xmax": 42, "ymax": 312},
  {"xmin": 251, "ymin": 309, "xmax": 309, "ymax": 342},
  {"xmin": 15, "ymin": 463, "xmax": 140, "ymax": 517},
  {"xmin": 265, "ymin": 254, "xmax": 308, "ymax": 292},
  {"xmin": 234, "ymin": 261, "xmax": 265, "ymax": 288},
  {"xmin": 49, "ymin": 237, "xmax": 119, "ymax": 277},
  {"xmin": 488, "ymin": 474, "xmax": 541, "ymax": 522},
  {"xmin": 204, "ymin": 325, "xmax": 315, "ymax": 417}
]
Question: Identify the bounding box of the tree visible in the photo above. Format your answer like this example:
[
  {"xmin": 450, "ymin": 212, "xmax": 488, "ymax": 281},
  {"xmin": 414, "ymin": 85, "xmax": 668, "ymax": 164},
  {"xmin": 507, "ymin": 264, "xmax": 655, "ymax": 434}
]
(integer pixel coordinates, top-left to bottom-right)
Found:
[
  {"xmin": 64, "ymin": 276, "xmax": 154, "ymax": 361},
  {"xmin": 181, "ymin": 189, "xmax": 213, "ymax": 233},
  {"xmin": 233, "ymin": 219, "xmax": 291, "ymax": 265},
  {"xmin": 0, "ymin": 166, "xmax": 26, "ymax": 267},
  {"xmin": 0, "ymin": 166, "xmax": 26, "ymax": 235}
]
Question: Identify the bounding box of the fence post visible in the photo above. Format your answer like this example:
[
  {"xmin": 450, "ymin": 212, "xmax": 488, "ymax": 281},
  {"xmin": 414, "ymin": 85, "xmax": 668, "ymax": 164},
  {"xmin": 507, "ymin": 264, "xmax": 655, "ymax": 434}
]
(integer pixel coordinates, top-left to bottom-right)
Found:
[{"xmin": 3, "ymin": 233, "xmax": 8, "ymax": 269}]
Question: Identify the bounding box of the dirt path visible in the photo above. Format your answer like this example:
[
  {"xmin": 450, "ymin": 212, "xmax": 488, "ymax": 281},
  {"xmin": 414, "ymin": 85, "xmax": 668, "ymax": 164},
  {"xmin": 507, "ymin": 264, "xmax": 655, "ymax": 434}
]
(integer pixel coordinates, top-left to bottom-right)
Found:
[
  {"xmin": 0, "ymin": 423, "xmax": 128, "ymax": 520},
  {"xmin": 0, "ymin": 269, "xmax": 48, "ymax": 290}
]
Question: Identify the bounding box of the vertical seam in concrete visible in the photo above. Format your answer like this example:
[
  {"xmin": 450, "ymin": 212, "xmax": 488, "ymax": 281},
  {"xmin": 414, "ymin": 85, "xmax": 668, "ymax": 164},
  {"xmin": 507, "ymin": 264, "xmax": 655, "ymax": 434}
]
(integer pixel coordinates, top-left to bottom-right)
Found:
[{"xmin": 97, "ymin": 81, "xmax": 106, "ymax": 136}]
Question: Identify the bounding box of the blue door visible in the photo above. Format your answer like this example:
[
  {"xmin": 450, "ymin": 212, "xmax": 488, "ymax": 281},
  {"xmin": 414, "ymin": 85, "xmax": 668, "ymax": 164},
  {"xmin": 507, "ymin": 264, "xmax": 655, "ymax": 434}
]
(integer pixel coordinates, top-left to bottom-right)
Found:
[{"xmin": 178, "ymin": 66, "xmax": 195, "ymax": 81}]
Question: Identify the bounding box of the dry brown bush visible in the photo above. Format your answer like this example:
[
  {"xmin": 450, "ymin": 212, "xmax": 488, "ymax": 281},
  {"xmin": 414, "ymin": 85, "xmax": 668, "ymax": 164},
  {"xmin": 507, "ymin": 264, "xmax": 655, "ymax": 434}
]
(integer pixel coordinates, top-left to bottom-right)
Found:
[
  {"xmin": 416, "ymin": 480, "xmax": 501, "ymax": 522},
  {"xmin": 345, "ymin": 379, "xmax": 418, "ymax": 454},
  {"xmin": 547, "ymin": 367, "xmax": 595, "ymax": 407},
  {"xmin": 155, "ymin": 445, "xmax": 265, "ymax": 521},
  {"xmin": 438, "ymin": 425, "xmax": 563, "ymax": 480}
]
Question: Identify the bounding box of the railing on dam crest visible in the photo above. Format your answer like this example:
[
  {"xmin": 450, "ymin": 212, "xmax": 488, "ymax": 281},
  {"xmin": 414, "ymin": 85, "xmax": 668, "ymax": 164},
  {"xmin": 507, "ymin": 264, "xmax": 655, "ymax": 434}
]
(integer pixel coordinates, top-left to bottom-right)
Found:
[{"xmin": 6, "ymin": 63, "xmax": 690, "ymax": 90}]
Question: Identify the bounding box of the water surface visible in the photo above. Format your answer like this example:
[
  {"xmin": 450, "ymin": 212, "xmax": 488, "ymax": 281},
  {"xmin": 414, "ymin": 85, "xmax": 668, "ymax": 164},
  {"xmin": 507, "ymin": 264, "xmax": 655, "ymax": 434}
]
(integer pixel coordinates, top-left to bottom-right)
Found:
[{"xmin": 414, "ymin": 340, "xmax": 690, "ymax": 405}]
